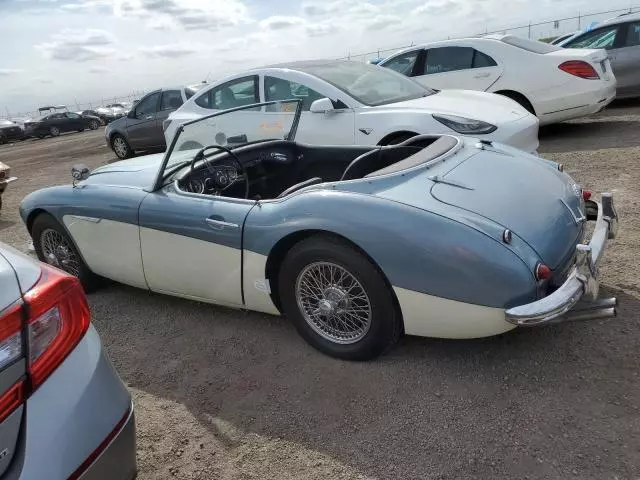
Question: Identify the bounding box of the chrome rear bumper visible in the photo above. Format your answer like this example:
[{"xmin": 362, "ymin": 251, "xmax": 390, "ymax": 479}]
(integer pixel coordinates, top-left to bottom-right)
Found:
[
  {"xmin": 505, "ymin": 192, "xmax": 619, "ymax": 326},
  {"xmin": 0, "ymin": 176, "xmax": 17, "ymax": 193}
]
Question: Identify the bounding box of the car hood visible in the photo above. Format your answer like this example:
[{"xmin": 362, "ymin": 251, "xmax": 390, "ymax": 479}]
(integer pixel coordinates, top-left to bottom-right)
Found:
[
  {"xmin": 374, "ymin": 90, "xmax": 530, "ymax": 124},
  {"xmin": 84, "ymin": 153, "xmax": 164, "ymax": 189}
]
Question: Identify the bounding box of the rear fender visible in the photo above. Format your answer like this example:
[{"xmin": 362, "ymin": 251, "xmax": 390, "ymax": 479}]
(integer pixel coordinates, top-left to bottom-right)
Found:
[{"xmin": 243, "ymin": 190, "xmax": 537, "ymax": 310}]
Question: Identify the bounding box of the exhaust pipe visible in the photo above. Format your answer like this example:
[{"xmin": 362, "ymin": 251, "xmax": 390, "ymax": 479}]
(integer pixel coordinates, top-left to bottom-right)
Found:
[{"xmin": 554, "ymin": 298, "xmax": 617, "ymax": 324}]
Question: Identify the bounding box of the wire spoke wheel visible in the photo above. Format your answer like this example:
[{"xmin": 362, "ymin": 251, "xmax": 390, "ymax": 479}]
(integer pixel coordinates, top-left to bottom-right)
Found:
[
  {"xmin": 40, "ymin": 228, "xmax": 81, "ymax": 277},
  {"xmin": 295, "ymin": 261, "xmax": 372, "ymax": 344}
]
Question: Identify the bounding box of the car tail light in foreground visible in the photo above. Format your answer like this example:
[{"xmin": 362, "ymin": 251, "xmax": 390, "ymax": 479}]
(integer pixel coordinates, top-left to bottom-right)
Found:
[
  {"xmin": 0, "ymin": 264, "xmax": 90, "ymax": 421},
  {"xmin": 558, "ymin": 61, "xmax": 600, "ymax": 80}
]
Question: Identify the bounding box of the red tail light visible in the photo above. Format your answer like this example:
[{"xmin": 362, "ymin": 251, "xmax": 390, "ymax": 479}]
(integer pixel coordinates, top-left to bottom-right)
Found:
[
  {"xmin": 582, "ymin": 189, "xmax": 592, "ymax": 201},
  {"xmin": 23, "ymin": 264, "xmax": 90, "ymax": 389},
  {"xmin": 0, "ymin": 264, "xmax": 90, "ymax": 422},
  {"xmin": 558, "ymin": 61, "xmax": 600, "ymax": 80},
  {"xmin": 535, "ymin": 263, "xmax": 552, "ymax": 281}
]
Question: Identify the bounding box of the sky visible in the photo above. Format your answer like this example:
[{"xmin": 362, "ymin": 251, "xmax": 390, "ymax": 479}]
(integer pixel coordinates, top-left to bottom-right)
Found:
[{"xmin": 0, "ymin": 0, "xmax": 637, "ymax": 116}]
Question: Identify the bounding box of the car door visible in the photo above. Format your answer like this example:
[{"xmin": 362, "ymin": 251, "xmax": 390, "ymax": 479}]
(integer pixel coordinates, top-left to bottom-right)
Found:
[
  {"xmin": 126, "ymin": 91, "xmax": 161, "ymax": 149},
  {"xmin": 138, "ymin": 186, "xmax": 255, "ymax": 306},
  {"xmin": 263, "ymin": 75, "xmax": 355, "ymax": 145},
  {"xmin": 609, "ymin": 21, "xmax": 640, "ymax": 98},
  {"xmin": 413, "ymin": 46, "xmax": 501, "ymax": 91},
  {"xmin": 49, "ymin": 113, "xmax": 66, "ymax": 133},
  {"xmin": 65, "ymin": 112, "xmax": 84, "ymax": 131}
]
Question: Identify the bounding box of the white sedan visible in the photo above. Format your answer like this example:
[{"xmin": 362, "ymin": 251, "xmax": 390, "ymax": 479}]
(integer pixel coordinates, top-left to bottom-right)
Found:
[
  {"xmin": 166, "ymin": 60, "xmax": 540, "ymax": 153},
  {"xmin": 379, "ymin": 35, "xmax": 617, "ymax": 125}
]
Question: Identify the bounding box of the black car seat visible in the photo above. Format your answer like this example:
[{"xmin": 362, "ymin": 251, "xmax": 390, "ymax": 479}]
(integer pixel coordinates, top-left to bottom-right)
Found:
[{"xmin": 220, "ymin": 87, "xmax": 237, "ymax": 109}]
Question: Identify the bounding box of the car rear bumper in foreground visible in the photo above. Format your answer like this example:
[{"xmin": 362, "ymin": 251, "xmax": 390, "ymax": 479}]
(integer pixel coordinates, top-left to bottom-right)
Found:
[{"xmin": 505, "ymin": 192, "xmax": 619, "ymax": 326}]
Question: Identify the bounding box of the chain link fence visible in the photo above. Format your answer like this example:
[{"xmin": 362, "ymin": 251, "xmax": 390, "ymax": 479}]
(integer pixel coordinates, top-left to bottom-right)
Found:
[{"xmin": 339, "ymin": 5, "xmax": 640, "ymax": 63}]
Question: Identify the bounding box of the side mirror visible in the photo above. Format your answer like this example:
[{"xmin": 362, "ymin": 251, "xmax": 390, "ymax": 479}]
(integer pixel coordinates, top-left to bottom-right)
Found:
[
  {"xmin": 309, "ymin": 98, "xmax": 335, "ymax": 114},
  {"xmin": 127, "ymin": 109, "xmax": 136, "ymax": 119},
  {"xmin": 71, "ymin": 164, "xmax": 90, "ymax": 183}
]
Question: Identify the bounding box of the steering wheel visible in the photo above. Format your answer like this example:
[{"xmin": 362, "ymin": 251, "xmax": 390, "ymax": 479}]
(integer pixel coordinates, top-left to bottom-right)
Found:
[{"xmin": 189, "ymin": 144, "xmax": 249, "ymax": 199}]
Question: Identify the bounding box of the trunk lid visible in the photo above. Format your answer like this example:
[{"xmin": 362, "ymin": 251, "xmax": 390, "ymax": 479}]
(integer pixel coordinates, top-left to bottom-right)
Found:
[
  {"xmin": 387, "ymin": 90, "xmax": 530, "ymax": 123},
  {"xmin": 430, "ymin": 149, "xmax": 584, "ymax": 269}
]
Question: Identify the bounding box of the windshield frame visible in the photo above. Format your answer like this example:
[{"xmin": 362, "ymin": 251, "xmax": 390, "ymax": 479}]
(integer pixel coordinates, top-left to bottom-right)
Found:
[{"xmin": 151, "ymin": 99, "xmax": 302, "ymax": 191}]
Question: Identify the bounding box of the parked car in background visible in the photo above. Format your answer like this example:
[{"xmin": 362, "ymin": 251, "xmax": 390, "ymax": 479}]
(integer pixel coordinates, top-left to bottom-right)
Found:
[
  {"xmin": 378, "ymin": 35, "xmax": 616, "ymax": 125},
  {"xmin": 106, "ymin": 83, "xmax": 208, "ymax": 159},
  {"xmin": 78, "ymin": 109, "xmax": 105, "ymax": 124},
  {"xmin": 24, "ymin": 111, "xmax": 101, "ymax": 139},
  {"xmin": 20, "ymin": 100, "xmax": 620, "ymax": 360},
  {"xmin": 0, "ymin": 119, "xmax": 25, "ymax": 144},
  {"xmin": 550, "ymin": 31, "xmax": 580, "ymax": 45},
  {"xmin": 166, "ymin": 60, "xmax": 540, "ymax": 153},
  {"xmin": 0, "ymin": 242, "xmax": 136, "ymax": 478},
  {"xmin": 95, "ymin": 103, "xmax": 129, "ymax": 123},
  {"xmin": 560, "ymin": 12, "xmax": 640, "ymax": 98},
  {"xmin": 0, "ymin": 162, "xmax": 17, "ymax": 213}
]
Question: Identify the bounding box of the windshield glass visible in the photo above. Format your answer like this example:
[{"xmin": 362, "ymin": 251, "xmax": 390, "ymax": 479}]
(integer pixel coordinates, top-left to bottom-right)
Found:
[
  {"xmin": 298, "ymin": 61, "xmax": 433, "ymax": 106},
  {"xmin": 160, "ymin": 99, "xmax": 301, "ymax": 177}
]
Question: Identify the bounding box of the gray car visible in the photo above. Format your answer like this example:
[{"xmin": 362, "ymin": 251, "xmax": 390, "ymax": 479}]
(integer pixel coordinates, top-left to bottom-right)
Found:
[
  {"xmin": 561, "ymin": 12, "xmax": 640, "ymax": 98},
  {"xmin": 0, "ymin": 242, "xmax": 136, "ymax": 479},
  {"xmin": 106, "ymin": 84, "xmax": 207, "ymax": 159}
]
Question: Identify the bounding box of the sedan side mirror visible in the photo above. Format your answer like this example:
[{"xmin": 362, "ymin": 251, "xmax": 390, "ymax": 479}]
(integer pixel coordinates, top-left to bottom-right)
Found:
[
  {"xmin": 127, "ymin": 110, "xmax": 136, "ymax": 119},
  {"xmin": 309, "ymin": 98, "xmax": 335, "ymax": 114}
]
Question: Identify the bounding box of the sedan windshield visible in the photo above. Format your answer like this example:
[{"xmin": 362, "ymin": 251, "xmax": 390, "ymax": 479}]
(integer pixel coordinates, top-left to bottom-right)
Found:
[{"xmin": 298, "ymin": 60, "xmax": 434, "ymax": 106}]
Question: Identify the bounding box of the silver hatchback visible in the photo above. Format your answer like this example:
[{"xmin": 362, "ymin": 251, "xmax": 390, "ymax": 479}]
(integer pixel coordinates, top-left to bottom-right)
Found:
[{"xmin": 0, "ymin": 242, "xmax": 136, "ymax": 479}]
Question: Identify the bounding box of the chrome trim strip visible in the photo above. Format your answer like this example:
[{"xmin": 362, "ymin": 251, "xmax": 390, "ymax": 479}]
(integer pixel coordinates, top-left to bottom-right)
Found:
[
  {"xmin": 70, "ymin": 215, "xmax": 102, "ymax": 223},
  {"xmin": 505, "ymin": 192, "xmax": 618, "ymax": 327}
]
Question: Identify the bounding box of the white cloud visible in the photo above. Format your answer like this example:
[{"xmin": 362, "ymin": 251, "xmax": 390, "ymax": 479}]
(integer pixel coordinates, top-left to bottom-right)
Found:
[
  {"xmin": 0, "ymin": 69, "xmax": 23, "ymax": 76},
  {"xmin": 112, "ymin": 0, "xmax": 250, "ymax": 31},
  {"xmin": 34, "ymin": 29, "xmax": 122, "ymax": 62},
  {"xmin": 306, "ymin": 23, "xmax": 341, "ymax": 37},
  {"xmin": 139, "ymin": 43, "xmax": 202, "ymax": 58},
  {"xmin": 88, "ymin": 66, "xmax": 109, "ymax": 73},
  {"xmin": 260, "ymin": 16, "xmax": 306, "ymax": 30},
  {"xmin": 364, "ymin": 14, "xmax": 402, "ymax": 31}
]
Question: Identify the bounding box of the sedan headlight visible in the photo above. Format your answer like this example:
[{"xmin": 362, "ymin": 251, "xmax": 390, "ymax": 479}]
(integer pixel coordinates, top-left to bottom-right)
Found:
[{"xmin": 433, "ymin": 114, "xmax": 497, "ymax": 134}]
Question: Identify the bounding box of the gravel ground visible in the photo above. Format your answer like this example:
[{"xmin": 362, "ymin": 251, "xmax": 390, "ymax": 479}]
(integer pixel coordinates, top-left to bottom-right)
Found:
[{"xmin": 0, "ymin": 104, "xmax": 639, "ymax": 480}]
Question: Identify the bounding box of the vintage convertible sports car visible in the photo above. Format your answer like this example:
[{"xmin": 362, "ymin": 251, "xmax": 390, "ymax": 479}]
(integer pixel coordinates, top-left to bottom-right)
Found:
[{"xmin": 19, "ymin": 100, "xmax": 620, "ymax": 360}]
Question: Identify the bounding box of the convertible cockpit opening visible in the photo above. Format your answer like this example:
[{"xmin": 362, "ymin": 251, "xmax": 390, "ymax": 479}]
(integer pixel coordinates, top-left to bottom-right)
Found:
[{"xmin": 173, "ymin": 135, "xmax": 456, "ymax": 200}]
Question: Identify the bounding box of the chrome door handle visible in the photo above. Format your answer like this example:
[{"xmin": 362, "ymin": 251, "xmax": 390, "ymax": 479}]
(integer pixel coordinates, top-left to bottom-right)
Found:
[
  {"xmin": 205, "ymin": 218, "xmax": 239, "ymax": 230},
  {"xmin": 70, "ymin": 215, "xmax": 101, "ymax": 223},
  {"xmin": 145, "ymin": 115, "xmax": 153, "ymax": 120},
  {"xmin": 474, "ymin": 73, "xmax": 491, "ymax": 78}
]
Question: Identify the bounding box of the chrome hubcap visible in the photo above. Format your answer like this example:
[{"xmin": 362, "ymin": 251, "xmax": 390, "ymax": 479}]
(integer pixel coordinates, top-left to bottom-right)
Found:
[
  {"xmin": 113, "ymin": 137, "xmax": 128, "ymax": 157},
  {"xmin": 295, "ymin": 262, "xmax": 372, "ymax": 344},
  {"xmin": 51, "ymin": 127, "xmax": 59, "ymax": 136},
  {"xmin": 40, "ymin": 229, "xmax": 80, "ymax": 277}
]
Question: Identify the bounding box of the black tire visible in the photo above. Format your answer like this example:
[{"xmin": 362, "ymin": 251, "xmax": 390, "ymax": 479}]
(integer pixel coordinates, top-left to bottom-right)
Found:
[
  {"xmin": 278, "ymin": 235, "xmax": 402, "ymax": 360},
  {"xmin": 89, "ymin": 120, "xmax": 99, "ymax": 130},
  {"xmin": 37, "ymin": 134, "xmax": 45, "ymax": 140},
  {"xmin": 31, "ymin": 213, "xmax": 101, "ymax": 292},
  {"xmin": 0, "ymin": 136, "xmax": 6, "ymax": 145},
  {"xmin": 111, "ymin": 134, "xmax": 133, "ymax": 159},
  {"xmin": 496, "ymin": 91, "xmax": 536, "ymax": 115},
  {"xmin": 50, "ymin": 126, "xmax": 60, "ymax": 137}
]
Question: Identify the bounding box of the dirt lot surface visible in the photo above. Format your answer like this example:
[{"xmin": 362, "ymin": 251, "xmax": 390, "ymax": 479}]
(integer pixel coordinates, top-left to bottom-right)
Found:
[{"xmin": 1, "ymin": 104, "xmax": 639, "ymax": 480}]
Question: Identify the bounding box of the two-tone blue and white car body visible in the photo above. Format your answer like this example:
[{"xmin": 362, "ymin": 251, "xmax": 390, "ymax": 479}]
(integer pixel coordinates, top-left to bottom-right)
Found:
[{"xmin": 19, "ymin": 100, "xmax": 620, "ymax": 360}]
